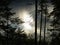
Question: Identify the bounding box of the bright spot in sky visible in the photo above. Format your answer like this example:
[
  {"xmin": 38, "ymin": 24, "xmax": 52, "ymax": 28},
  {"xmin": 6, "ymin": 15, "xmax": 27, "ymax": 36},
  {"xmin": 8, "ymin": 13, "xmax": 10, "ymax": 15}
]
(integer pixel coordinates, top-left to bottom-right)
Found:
[
  {"xmin": 19, "ymin": 10, "xmax": 34, "ymax": 34},
  {"xmin": 22, "ymin": 14, "xmax": 33, "ymax": 23},
  {"xmin": 23, "ymin": 23, "xmax": 32, "ymax": 30},
  {"xmin": 20, "ymin": 11, "xmax": 33, "ymax": 23}
]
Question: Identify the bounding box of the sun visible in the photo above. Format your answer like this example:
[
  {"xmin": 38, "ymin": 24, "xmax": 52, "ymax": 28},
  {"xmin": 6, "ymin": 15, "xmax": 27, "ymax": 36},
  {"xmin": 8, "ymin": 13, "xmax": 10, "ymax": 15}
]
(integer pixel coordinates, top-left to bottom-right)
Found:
[
  {"xmin": 19, "ymin": 10, "xmax": 34, "ymax": 33},
  {"xmin": 23, "ymin": 23, "xmax": 32, "ymax": 30},
  {"xmin": 23, "ymin": 15, "xmax": 33, "ymax": 23},
  {"xmin": 20, "ymin": 11, "xmax": 33, "ymax": 23}
]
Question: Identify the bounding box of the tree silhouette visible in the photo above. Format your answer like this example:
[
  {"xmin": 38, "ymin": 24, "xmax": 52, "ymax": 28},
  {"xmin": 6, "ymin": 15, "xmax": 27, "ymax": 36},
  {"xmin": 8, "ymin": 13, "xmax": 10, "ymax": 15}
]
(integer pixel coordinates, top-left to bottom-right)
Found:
[
  {"xmin": 48, "ymin": 0, "xmax": 60, "ymax": 45},
  {"xmin": 0, "ymin": 0, "xmax": 28, "ymax": 45},
  {"xmin": 0, "ymin": 0, "xmax": 39, "ymax": 45}
]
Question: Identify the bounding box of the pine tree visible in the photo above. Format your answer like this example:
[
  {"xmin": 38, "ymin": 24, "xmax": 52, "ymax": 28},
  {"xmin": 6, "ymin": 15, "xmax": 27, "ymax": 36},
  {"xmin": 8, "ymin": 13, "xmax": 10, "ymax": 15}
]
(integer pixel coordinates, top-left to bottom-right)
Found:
[
  {"xmin": 48, "ymin": 0, "xmax": 60, "ymax": 45},
  {"xmin": 0, "ymin": 0, "xmax": 27, "ymax": 45}
]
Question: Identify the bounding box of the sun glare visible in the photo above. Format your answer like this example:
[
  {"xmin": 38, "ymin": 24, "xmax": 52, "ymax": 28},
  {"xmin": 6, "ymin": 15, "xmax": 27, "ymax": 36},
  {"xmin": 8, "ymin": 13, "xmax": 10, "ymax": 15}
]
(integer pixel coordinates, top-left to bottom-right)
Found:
[
  {"xmin": 23, "ymin": 15, "xmax": 33, "ymax": 23},
  {"xmin": 23, "ymin": 23, "xmax": 32, "ymax": 30},
  {"xmin": 19, "ymin": 10, "xmax": 34, "ymax": 33}
]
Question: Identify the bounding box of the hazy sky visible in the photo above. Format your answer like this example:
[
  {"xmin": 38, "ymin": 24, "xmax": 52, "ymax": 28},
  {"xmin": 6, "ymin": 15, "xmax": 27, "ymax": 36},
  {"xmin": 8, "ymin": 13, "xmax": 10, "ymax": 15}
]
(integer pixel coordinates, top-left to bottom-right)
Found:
[{"xmin": 9, "ymin": 0, "xmax": 54, "ymax": 38}]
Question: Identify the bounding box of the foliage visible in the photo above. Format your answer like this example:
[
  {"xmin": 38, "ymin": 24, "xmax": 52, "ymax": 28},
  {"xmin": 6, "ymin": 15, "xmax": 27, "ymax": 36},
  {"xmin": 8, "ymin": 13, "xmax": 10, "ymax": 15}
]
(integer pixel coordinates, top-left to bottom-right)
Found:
[
  {"xmin": 49, "ymin": 0, "xmax": 60, "ymax": 45},
  {"xmin": 0, "ymin": 0, "xmax": 37, "ymax": 45}
]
